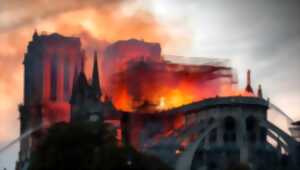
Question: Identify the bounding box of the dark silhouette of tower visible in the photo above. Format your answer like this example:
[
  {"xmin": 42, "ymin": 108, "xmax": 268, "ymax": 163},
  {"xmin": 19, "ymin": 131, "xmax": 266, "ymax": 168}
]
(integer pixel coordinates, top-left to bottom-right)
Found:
[
  {"xmin": 245, "ymin": 69, "xmax": 254, "ymax": 94},
  {"xmin": 70, "ymin": 50, "xmax": 105, "ymax": 122},
  {"xmin": 257, "ymin": 84, "xmax": 263, "ymax": 98},
  {"xmin": 17, "ymin": 31, "xmax": 85, "ymax": 169},
  {"xmin": 91, "ymin": 51, "xmax": 101, "ymax": 99}
]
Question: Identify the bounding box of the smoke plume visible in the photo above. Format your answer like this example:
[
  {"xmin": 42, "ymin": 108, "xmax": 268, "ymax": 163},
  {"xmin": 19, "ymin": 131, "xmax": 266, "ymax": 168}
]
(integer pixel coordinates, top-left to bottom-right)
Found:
[{"xmin": 0, "ymin": 0, "xmax": 182, "ymax": 146}]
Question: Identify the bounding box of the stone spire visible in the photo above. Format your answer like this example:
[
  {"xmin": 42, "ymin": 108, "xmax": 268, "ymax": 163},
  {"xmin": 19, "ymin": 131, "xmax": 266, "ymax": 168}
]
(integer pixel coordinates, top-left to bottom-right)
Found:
[
  {"xmin": 70, "ymin": 68, "xmax": 89, "ymax": 104},
  {"xmin": 257, "ymin": 84, "xmax": 263, "ymax": 98},
  {"xmin": 91, "ymin": 51, "xmax": 101, "ymax": 98},
  {"xmin": 33, "ymin": 29, "xmax": 39, "ymax": 40},
  {"xmin": 245, "ymin": 69, "xmax": 254, "ymax": 94}
]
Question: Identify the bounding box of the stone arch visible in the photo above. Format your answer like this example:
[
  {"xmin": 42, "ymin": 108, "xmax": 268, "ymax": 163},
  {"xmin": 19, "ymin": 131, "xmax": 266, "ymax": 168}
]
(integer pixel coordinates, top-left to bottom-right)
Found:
[
  {"xmin": 176, "ymin": 121, "xmax": 220, "ymax": 170},
  {"xmin": 259, "ymin": 120, "xmax": 298, "ymax": 155},
  {"xmin": 266, "ymin": 129, "xmax": 289, "ymax": 154},
  {"xmin": 176, "ymin": 119, "xmax": 298, "ymax": 170},
  {"xmin": 223, "ymin": 116, "xmax": 236, "ymax": 143}
]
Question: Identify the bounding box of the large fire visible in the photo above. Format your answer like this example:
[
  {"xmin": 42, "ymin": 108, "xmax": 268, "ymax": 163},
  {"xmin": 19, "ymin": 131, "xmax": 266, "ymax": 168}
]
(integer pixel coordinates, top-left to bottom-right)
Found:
[{"xmin": 100, "ymin": 39, "xmax": 249, "ymax": 112}]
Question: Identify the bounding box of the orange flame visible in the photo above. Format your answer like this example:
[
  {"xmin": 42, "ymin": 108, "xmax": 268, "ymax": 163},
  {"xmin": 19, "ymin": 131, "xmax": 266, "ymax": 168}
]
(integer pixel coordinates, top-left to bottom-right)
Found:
[{"xmin": 100, "ymin": 39, "xmax": 249, "ymax": 112}]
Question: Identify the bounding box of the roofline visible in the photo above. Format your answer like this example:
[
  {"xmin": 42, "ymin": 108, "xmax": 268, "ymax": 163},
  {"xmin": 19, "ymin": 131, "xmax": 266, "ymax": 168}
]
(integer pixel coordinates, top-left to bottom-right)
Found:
[{"xmin": 119, "ymin": 96, "xmax": 269, "ymax": 116}]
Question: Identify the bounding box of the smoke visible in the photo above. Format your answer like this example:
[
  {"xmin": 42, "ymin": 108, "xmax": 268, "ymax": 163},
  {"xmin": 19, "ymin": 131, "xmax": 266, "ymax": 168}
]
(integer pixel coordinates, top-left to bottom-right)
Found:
[
  {"xmin": 157, "ymin": 0, "xmax": 300, "ymax": 120},
  {"xmin": 0, "ymin": 0, "xmax": 183, "ymax": 153},
  {"xmin": 0, "ymin": 0, "xmax": 128, "ymax": 32},
  {"xmin": 102, "ymin": 39, "xmax": 239, "ymax": 112},
  {"xmin": 2, "ymin": 0, "xmax": 298, "ymax": 168}
]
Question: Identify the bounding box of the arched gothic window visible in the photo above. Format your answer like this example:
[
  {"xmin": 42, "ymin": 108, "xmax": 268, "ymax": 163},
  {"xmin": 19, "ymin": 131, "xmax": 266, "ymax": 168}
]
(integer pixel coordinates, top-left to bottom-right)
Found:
[
  {"xmin": 246, "ymin": 116, "xmax": 258, "ymax": 143},
  {"xmin": 223, "ymin": 116, "xmax": 236, "ymax": 143}
]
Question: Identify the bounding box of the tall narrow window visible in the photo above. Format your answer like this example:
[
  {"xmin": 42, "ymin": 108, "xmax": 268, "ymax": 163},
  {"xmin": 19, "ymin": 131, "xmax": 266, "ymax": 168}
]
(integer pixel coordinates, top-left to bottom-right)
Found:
[
  {"xmin": 50, "ymin": 56, "xmax": 58, "ymax": 101},
  {"xmin": 223, "ymin": 116, "xmax": 236, "ymax": 143},
  {"xmin": 246, "ymin": 116, "xmax": 258, "ymax": 143},
  {"xmin": 64, "ymin": 56, "xmax": 70, "ymax": 100}
]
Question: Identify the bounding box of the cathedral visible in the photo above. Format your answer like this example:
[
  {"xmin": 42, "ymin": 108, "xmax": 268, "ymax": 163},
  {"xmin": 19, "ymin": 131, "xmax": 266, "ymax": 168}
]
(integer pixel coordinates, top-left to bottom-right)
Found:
[
  {"xmin": 16, "ymin": 32, "xmax": 300, "ymax": 170},
  {"xmin": 17, "ymin": 31, "xmax": 119, "ymax": 169}
]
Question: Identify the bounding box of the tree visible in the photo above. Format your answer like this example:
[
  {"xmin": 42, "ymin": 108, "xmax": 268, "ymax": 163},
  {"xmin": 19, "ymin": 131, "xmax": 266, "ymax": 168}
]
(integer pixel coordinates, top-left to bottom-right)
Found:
[{"xmin": 29, "ymin": 121, "xmax": 172, "ymax": 170}]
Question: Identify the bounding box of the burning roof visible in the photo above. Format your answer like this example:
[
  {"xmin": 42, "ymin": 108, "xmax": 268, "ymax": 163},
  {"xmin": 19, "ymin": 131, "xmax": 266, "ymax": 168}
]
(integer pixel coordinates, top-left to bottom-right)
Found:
[{"xmin": 101, "ymin": 39, "xmax": 242, "ymax": 113}]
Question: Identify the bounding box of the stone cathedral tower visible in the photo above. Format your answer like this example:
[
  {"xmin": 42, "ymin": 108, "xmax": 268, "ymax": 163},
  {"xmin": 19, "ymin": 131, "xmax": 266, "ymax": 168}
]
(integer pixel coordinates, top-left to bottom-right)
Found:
[{"xmin": 17, "ymin": 31, "xmax": 85, "ymax": 169}]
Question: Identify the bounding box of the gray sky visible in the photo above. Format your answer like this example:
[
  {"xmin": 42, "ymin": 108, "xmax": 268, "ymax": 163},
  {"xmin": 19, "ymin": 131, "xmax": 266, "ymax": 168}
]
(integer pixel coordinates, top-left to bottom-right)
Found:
[
  {"xmin": 151, "ymin": 0, "xmax": 300, "ymax": 119},
  {"xmin": 0, "ymin": 0, "xmax": 299, "ymax": 169}
]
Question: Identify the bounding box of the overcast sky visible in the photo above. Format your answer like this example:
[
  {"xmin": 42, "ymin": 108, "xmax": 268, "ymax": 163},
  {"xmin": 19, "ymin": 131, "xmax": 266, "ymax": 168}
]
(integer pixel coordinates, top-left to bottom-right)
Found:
[
  {"xmin": 152, "ymin": 0, "xmax": 300, "ymax": 119},
  {"xmin": 0, "ymin": 0, "xmax": 299, "ymax": 169}
]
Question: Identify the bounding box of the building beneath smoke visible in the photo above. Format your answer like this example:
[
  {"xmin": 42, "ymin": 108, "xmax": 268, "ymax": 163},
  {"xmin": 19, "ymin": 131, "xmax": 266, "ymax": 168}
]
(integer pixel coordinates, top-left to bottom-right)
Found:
[
  {"xmin": 16, "ymin": 32, "xmax": 118, "ymax": 169},
  {"xmin": 17, "ymin": 32, "xmax": 84, "ymax": 169},
  {"xmin": 16, "ymin": 32, "xmax": 300, "ymax": 170}
]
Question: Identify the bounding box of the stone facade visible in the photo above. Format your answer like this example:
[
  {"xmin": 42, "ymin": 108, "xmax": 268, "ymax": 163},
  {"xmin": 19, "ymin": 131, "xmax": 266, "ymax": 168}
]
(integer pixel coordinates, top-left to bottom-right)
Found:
[
  {"xmin": 17, "ymin": 32, "xmax": 85, "ymax": 169},
  {"xmin": 16, "ymin": 33, "xmax": 300, "ymax": 170},
  {"xmin": 174, "ymin": 97, "xmax": 299, "ymax": 170}
]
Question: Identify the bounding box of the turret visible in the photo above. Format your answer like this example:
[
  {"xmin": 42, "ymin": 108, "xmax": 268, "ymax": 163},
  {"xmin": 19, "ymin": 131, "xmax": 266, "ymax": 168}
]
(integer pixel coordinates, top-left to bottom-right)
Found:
[
  {"xmin": 257, "ymin": 84, "xmax": 263, "ymax": 98},
  {"xmin": 70, "ymin": 58, "xmax": 89, "ymax": 104},
  {"xmin": 33, "ymin": 29, "xmax": 39, "ymax": 41},
  {"xmin": 91, "ymin": 51, "xmax": 101, "ymax": 99},
  {"xmin": 245, "ymin": 69, "xmax": 254, "ymax": 94},
  {"xmin": 70, "ymin": 70, "xmax": 89, "ymax": 105}
]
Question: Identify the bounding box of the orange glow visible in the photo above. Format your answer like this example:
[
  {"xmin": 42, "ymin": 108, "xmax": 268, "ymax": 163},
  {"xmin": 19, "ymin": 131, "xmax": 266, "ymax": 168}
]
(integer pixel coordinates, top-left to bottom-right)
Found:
[
  {"xmin": 173, "ymin": 114, "xmax": 185, "ymax": 129},
  {"xmin": 162, "ymin": 89, "xmax": 194, "ymax": 110},
  {"xmin": 106, "ymin": 63, "xmax": 255, "ymax": 112},
  {"xmin": 0, "ymin": 1, "xmax": 186, "ymax": 143},
  {"xmin": 109, "ymin": 69, "xmax": 242, "ymax": 112},
  {"xmin": 181, "ymin": 138, "xmax": 190, "ymax": 149},
  {"xmin": 102, "ymin": 48, "xmax": 248, "ymax": 112},
  {"xmin": 117, "ymin": 128, "xmax": 122, "ymax": 141},
  {"xmin": 157, "ymin": 97, "xmax": 166, "ymax": 110},
  {"xmin": 103, "ymin": 54, "xmax": 252, "ymax": 112},
  {"xmin": 100, "ymin": 39, "xmax": 245, "ymax": 112},
  {"xmin": 113, "ymin": 88, "xmax": 134, "ymax": 112}
]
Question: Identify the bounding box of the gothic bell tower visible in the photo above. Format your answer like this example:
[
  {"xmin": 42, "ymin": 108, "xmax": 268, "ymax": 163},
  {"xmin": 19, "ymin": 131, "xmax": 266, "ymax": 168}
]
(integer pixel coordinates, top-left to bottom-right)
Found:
[{"xmin": 17, "ymin": 31, "xmax": 85, "ymax": 169}]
